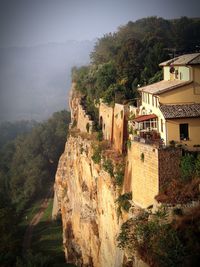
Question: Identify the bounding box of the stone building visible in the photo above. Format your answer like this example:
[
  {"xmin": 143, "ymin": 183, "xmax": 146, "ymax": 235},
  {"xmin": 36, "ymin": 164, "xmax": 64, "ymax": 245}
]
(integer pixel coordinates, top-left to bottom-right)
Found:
[
  {"xmin": 99, "ymin": 102, "xmax": 129, "ymax": 153},
  {"xmin": 134, "ymin": 53, "xmax": 200, "ymax": 150}
]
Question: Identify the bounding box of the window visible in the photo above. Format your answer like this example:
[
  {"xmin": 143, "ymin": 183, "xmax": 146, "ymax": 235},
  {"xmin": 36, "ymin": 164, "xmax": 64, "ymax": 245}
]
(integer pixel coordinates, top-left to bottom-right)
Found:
[
  {"xmin": 180, "ymin": 124, "xmax": 189, "ymax": 140},
  {"xmin": 147, "ymin": 94, "xmax": 150, "ymax": 104},
  {"xmin": 152, "ymin": 95, "xmax": 154, "ymax": 106}
]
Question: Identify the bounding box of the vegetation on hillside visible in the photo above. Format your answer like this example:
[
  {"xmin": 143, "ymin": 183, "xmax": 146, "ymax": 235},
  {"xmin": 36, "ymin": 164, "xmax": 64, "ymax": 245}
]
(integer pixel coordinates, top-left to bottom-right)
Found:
[
  {"xmin": 156, "ymin": 153, "xmax": 200, "ymax": 204},
  {"xmin": 72, "ymin": 17, "xmax": 200, "ymax": 120},
  {"xmin": 0, "ymin": 110, "xmax": 70, "ymax": 266},
  {"xmin": 0, "ymin": 120, "xmax": 37, "ymax": 149},
  {"xmin": 118, "ymin": 153, "xmax": 200, "ymax": 266},
  {"xmin": 118, "ymin": 205, "xmax": 200, "ymax": 267}
]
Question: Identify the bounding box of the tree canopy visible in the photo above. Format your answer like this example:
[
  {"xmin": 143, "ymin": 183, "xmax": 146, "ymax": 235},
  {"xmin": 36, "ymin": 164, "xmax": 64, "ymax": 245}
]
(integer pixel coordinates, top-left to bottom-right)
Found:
[
  {"xmin": 72, "ymin": 16, "xmax": 200, "ymax": 115},
  {"xmin": 0, "ymin": 110, "xmax": 70, "ymax": 266}
]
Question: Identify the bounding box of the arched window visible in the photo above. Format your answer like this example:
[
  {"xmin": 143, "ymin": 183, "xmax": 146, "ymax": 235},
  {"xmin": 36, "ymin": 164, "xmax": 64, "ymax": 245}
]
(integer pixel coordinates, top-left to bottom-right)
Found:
[{"xmin": 99, "ymin": 116, "xmax": 103, "ymax": 130}]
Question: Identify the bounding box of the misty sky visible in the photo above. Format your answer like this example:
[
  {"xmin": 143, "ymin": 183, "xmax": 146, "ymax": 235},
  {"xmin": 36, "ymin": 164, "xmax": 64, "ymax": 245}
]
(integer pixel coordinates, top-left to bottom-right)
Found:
[
  {"xmin": 0, "ymin": 0, "xmax": 200, "ymax": 47},
  {"xmin": 0, "ymin": 0, "xmax": 200, "ymax": 122}
]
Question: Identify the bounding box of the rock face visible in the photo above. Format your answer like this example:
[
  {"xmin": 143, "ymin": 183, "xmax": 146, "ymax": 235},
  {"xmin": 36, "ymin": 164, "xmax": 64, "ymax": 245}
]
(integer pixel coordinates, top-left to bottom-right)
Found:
[{"xmin": 53, "ymin": 135, "xmax": 123, "ymax": 267}]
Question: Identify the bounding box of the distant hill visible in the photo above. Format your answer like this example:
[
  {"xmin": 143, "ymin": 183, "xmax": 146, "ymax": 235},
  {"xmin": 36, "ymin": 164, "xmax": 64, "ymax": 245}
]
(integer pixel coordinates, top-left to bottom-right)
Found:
[{"xmin": 0, "ymin": 40, "xmax": 94, "ymax": 122}]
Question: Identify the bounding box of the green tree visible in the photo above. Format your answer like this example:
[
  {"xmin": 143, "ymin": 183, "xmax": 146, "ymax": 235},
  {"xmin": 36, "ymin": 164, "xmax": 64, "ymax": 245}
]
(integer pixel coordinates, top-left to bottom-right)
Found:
[{"xmin": 180, "ymin": 154, "xmax": 195, "ymax": 181}]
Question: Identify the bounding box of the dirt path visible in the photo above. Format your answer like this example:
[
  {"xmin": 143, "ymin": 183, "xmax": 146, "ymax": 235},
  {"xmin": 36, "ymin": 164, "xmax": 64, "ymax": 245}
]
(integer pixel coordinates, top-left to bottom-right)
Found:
[{"xmin": 23, "ymin": 188, "xmax": 53, "ymax": 254}]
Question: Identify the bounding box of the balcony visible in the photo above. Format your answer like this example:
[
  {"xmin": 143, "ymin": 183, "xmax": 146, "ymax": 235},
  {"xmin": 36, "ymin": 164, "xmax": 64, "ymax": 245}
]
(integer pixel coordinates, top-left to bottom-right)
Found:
[{"xmin": 129, "ymin": 114, "xmax": 163, "ymax": 147}]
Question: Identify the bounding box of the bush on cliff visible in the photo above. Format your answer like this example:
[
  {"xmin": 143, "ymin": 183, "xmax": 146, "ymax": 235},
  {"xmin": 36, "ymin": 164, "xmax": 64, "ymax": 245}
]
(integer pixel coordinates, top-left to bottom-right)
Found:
[
  {"xmin": 118, "ymin": 205, "xmax": 200, "ymax": 267},
  {"xmin": 115, "ymin": 192, "xmax": 132, "ymax": 220},
  {"xmin": 156, "ymin": 153, "xmax": 200, "ymax": 204},
  {"xmin": 114, "ymin": 162, "xmax": 125, "ymax": 186},
  {"xmin": 103, "ymin": 158, "xmax": 114, "ymax": 177},
  {"xmin": 118, "ymin": 210, "xmax": 179, "ymax": 266},
  {"xmin": 92, "ymin": 144, "xmax": 102, "ymax": 164}
]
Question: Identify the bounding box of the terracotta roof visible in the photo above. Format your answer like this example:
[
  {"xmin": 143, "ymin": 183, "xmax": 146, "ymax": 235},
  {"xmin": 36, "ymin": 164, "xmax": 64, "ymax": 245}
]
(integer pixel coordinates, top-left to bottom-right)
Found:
[
  {"xmin": 134, "ymin": 114, "xmax": 157, "ymax": 122},
  {"xmin": 159, "ymin": 53, "xmax": 200, "ymax": 66},
  {"xmin": 159, "ymin": 104, "xmax": 200, "ymax": 119},
  {"xmin": 138, "ymin": 80, "xmax": 192, "ymax": 95}
]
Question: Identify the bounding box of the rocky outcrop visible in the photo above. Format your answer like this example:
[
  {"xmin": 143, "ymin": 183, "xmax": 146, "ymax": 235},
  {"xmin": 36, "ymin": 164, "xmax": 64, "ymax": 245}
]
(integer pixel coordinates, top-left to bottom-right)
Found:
[{"xmin": 53, "ymin": 135, "xmax": 123, "ymax": 267}]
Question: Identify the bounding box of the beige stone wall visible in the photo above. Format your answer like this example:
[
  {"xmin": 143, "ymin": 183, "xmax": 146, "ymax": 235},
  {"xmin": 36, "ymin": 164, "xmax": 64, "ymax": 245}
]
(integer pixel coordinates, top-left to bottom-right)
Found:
[
  {"xmin": 77, "ymin": 104, "xmax": 93, "ymax": 134},
  {"xmin": 113, "ymin": 104, "xmax": 128, "ymax": 153},
  {"xmin": 99, "ymin": 102, "xmax": 114, "ymax": 141},
  {"xmin": 129, "ymin": 141, "xmax": 159, "ymax": 208},
  {"xmin": 129, "ymin": 141, "xmax": 181, "ymax": 208}
]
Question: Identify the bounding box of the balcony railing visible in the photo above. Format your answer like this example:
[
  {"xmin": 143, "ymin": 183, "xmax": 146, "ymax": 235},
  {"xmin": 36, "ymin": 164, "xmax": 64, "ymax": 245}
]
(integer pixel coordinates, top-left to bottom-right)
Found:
[
  {"xmin": 132, "ymin": 130, "xmax": 164, "ymax": 148},
  {"xmin": 137, "ymin": 119, "xmax": 158, "ymax": 132}
]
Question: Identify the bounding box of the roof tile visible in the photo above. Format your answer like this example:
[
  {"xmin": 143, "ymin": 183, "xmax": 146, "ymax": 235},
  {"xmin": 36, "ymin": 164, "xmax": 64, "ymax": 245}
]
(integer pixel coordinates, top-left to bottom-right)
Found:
[
  {"xmin": 159, "ymin": 53, "xmax": 200, "ymax": 66},
  {"xmin": 159, "ymin": 104, "xmax": 200, "ymax": 119},
  {"xmin": 138, "ymin": 80, "xmax": 192, "ymax": 95}
]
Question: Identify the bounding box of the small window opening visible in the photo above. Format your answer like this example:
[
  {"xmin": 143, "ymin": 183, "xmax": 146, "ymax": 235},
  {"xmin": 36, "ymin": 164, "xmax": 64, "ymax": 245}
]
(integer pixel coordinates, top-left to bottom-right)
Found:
[{"xmin": 180, "ymin": 124, "xmax": 189, "ymax": 140}]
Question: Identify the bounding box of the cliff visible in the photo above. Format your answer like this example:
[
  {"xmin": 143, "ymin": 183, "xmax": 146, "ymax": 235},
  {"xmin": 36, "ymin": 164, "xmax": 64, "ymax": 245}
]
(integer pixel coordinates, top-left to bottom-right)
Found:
[
  {"xmin": 53, "ymin": 134, "xmax": 124, "ymax": 267},
  {"xmin": 52, "ymin": 82, "xmax": 200, "ymax": 267}
]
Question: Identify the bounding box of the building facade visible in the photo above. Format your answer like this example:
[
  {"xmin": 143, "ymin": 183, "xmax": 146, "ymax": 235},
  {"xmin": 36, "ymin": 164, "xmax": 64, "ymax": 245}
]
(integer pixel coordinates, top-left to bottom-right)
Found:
[{"xmin": 136, "ymin": 53, "xmax": 200, "ymax": 149}]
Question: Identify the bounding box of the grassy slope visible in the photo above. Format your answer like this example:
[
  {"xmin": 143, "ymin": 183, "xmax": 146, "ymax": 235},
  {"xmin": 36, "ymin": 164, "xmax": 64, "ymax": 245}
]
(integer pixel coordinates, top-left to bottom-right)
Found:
[
  {"xmin": 19, "ymin": 196, "xmax": 76, "ymax": 267},
  {"xmin": 31, "ymin": 198, "xmax": 76, "ymax": 267}
]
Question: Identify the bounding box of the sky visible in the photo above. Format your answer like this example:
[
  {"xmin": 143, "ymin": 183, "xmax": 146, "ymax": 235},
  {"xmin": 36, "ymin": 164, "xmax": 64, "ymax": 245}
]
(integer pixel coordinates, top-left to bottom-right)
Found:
[
  {"xmin": 0, "ymin": 0, "xmax": 200, "ymax": 47},
  {"xmin": 0, "ymin": 0, "xmax": 200, "ymax": 122}
]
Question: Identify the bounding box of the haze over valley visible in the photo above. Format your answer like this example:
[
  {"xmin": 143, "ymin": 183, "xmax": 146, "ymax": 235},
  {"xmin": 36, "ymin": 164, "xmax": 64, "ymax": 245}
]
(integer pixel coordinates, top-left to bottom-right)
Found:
[{"xmin": 0, "ymin": 40, "xmax": 94, "ymax": 122}]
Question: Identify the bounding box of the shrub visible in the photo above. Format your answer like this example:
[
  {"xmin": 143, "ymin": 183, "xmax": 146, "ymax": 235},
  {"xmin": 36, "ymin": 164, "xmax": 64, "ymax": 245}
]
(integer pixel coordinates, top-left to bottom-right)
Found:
[
  {"xmin": 126, "ymin": 139, "xmax": 131, "ymax": 150},
  {"xmin": 128, "ymin": 125, "xmax": 133, "ymax": 135},
  {"xmin": 140, "ymin": 152, "xmax": 144, "ymax": 162},
  {"xmin": 195, "ymin": 154, "xmax": 200, "ymax": 176},
  {"xmin": 86, "ymin": 122, "xmax": 90, "ymax": 133},
  {"xmin": 114, "ymin": 163, "xmax": 125, "ymax": 186},
  {"xmin": 180, "ymin": 154, "xmax": 195, "ymax": 181},
  {"xmin": 91, "ymin": 145, "xmax": 102, "ymax": 164},
  {"xmin": 117, "ymin": 209, "xmax": 185, "ymax": 267},
  {"xmin": 97, "ymin": 130, "xmax": 103, "ymax": 141},
  {"xmin": 116, "ymin": 192, "xmax": 132, "ymax": 220},
  {"xmin": 103, "ymin": 158, "xmax": 114, "ymax": 177}
]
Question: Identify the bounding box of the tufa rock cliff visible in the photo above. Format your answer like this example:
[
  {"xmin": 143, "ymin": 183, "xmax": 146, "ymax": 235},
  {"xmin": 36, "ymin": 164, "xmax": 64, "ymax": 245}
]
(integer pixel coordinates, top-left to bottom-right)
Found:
[
  {"xmin": 53, "ymin": 135, "xmax": 124, "ymax": 267},
  {"xmin": 52, "ymin": 83, "xmax": 198, "ymax": 267}
]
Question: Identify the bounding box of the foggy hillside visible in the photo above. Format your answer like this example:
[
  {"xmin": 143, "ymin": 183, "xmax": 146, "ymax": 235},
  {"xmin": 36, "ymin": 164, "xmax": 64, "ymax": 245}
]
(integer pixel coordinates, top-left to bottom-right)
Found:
[{"xmin": 0, "ymin": 40, "xmax": 94, "ymax": 122}]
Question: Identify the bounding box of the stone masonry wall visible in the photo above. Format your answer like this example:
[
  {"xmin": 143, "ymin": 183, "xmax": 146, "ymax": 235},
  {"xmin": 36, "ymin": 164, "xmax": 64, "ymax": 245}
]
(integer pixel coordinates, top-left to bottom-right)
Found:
[
  {"xmin": 99, "ymin": 102, "xmax": 114, "ymax": 141},
  {"xmin": 69, "ymin": 83, "xmax": 80, "ymax": 128},
  {"xmin": 113, "ymin": 104, "xmax": 128, "ymax": 153},
  {"xmin": 129, "ymin": 141, "xmax": 181, "ymax": 208},
  {"xmin": 130, "ymin": 141, "xmax": 159, "ymax": 208},
  {"xmin": 77, "ymin": 104, "xmax": 94, "ymax": 134}
]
